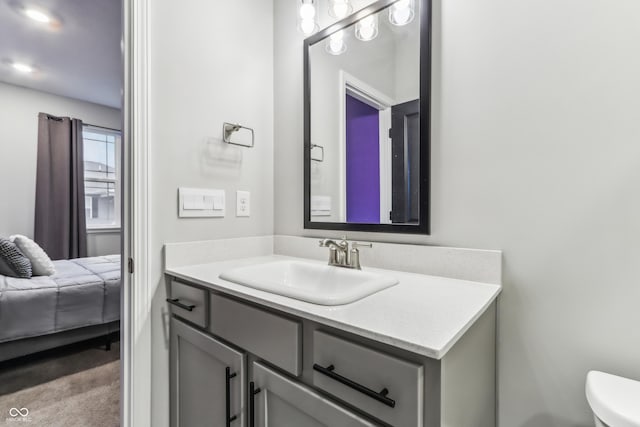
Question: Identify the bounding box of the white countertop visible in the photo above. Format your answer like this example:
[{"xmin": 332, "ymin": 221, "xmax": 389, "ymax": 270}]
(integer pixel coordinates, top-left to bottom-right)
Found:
[{"xmin": 165, "ymin": 255, "xmax": 502, "ymax": 360}]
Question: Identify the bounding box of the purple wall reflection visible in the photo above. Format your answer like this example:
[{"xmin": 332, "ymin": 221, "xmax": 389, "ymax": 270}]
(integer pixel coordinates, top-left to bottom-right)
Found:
[{"xmin": 346, "ymin": 94, "xmax": 380, "ymax": 223}]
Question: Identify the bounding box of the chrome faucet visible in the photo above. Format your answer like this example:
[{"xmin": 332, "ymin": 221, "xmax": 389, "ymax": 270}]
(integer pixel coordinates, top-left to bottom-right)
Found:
[{"xmin": 319, "ymin": 236, "xmax": 372, "ymax": 270}]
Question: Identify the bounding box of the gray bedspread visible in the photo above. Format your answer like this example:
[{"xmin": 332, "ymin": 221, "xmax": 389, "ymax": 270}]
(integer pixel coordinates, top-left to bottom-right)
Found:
[{"xmin": 0, "ymin": 255, "xmax": 121, "ymax": 343}]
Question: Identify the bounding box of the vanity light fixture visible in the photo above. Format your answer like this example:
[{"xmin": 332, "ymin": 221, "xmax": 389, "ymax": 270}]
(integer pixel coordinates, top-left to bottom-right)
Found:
[
  {"xmin": 326, "ymin": 30, "xmax": 347, "ymax": 55},
  {"xmin": 389, "ymin": 0, "xmax": 415, "ymax": 26},
  {"xmin": 11, "ymin": 62, "xmax": 34, "ymax": 73},
  {"xmin": 328, "ymin": 0, "xmax": 353, "ymax": 19},
  {"xmin": 298, "ymin": 0, "xmax": 319, "ymax": 36},
  {"xmin": 355, "ymin": 14, "xmax": 379, "ymax": 41}
]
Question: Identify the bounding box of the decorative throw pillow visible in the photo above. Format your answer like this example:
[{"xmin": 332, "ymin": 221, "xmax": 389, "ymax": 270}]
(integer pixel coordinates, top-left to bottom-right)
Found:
[
  {"xmin": 0, "ymin": 238, "xmax": 32, "ymax": 278},
  {"xmin": 10, "ymin": 235, "xmax": 56, "ymax": 276}
]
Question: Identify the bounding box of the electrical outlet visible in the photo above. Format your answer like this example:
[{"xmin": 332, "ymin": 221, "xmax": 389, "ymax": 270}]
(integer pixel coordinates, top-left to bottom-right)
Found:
[{"xmin": 236, "ymin": 191, "xmax": 250, "ymax": 217}]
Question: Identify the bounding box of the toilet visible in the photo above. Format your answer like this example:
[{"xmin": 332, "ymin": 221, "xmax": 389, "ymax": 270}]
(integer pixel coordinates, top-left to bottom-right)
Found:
[{"xmin": 586, "ymin": 371, "xmax": 640, "ymax": 427}]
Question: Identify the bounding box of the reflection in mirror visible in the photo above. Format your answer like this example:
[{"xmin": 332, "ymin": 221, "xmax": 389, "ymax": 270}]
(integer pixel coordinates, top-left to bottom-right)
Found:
[{"xmin": 306, "ymin": 0, "xmax": 426, "ymax": 232}]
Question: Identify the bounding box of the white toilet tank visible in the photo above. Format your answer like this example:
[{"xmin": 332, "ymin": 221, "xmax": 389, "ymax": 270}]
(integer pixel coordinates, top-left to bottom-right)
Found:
[{"xmin": 586, "ymin": 370, "xmax": 640, "ymax": 427}]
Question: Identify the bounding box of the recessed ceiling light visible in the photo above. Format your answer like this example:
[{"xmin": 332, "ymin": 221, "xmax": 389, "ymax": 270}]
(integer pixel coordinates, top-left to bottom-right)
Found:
[
  {"xmin": 8, "ymin": 2, "xmax": 61, "ymax": 28},
  {"xmin": 12, "ymin": 62, "xmax": 34, "ymax": 73},
  {"xmin": 24, "ymin": 8, "xmax": 51, "ymax": 23}
]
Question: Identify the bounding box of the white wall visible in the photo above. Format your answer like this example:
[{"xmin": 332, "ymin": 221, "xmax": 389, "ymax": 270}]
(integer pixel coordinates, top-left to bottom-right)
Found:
[
  {"xmin": 87, "ymin": 231, "xmax": 121, "ymax": 257},
  {"xmin": 394, "ymin": 21, "xmax": 420, "ymax": 103},
  {"xmin": 147, "ymin": 0, "xmax": 274, "ymax": 425},
  {"xmin": 0, "ymin": 82, "xmax": 121, "ymax": 256},
  {"xmin": 275, "ymin": 0, "xmax": 640, "ymax": 425}
]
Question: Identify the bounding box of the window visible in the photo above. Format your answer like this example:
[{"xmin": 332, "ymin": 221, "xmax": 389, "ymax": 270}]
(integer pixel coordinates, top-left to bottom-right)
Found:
[{"xmin": 83, "ymin": 126, "xmax": 121, "ymax": 229}]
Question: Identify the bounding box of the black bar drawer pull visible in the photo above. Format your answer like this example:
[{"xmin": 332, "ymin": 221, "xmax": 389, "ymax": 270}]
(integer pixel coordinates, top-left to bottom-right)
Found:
[
  {"xmin": 249, "ymin": 381, "xmax": 262, "ymax": 427},
  {"xmin": 313, "ymin": 363, "xmax": 396, "ymax": 408},
  {"xmin": 166, "ymin": 298, "xmax": 195, "ymax": 312},
  {"xmin": 225, "ymin": 367, "xmax": 238, "ymax": 426}
]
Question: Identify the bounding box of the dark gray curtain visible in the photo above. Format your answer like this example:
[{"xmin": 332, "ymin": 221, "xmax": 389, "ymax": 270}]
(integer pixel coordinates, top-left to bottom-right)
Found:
[{"xmin": 34, "ymin": 113, "xmax": 87, "ymax": 260}]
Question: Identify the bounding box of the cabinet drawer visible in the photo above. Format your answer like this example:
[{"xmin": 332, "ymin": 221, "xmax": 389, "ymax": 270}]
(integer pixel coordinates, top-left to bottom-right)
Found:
[
  {"xmin": 209, "ymin": 294, "xmax": 301, "ymax": 376},
  {"xmin": 251, "ymin": 361, "xmax": 376, "ymax": 427},
  {"xmin": 313, "ymin": 331, "xmax": 423, "ymax": 427},
  {"xmin": 168, "ymin": 281, "xmax": 208, "ymax": 328}
]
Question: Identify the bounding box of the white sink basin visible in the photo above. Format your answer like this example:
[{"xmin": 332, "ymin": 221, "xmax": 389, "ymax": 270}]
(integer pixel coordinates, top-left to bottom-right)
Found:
[{"xmin": 219, "ymin": 260, "xmax": 399, "ymax": 306}]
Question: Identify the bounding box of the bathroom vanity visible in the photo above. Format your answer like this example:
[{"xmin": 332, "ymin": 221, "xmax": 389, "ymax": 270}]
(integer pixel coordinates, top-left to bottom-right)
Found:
[
  {"xmin": 165, "ymin": 249, "xmax": 500, "ymax": 427},
  {"xmin": 163, "ymin": 2, "xmax": 486, "ymax": 422}
]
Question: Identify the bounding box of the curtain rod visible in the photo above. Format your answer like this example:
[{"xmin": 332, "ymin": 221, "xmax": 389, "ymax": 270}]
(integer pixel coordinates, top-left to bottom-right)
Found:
[
  {"xmin": 85, "ymin": 123, "xmax": 121, "ymax": 133},
  {"xmin": 45, "ymin": 115, "xmax": 120, "ymax": 133}
]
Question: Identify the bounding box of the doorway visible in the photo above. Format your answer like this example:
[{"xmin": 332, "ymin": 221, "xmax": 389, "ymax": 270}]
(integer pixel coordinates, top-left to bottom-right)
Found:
[{"xmin": 0, "ymin": 0, "xmax": 125, "ymax": 425}]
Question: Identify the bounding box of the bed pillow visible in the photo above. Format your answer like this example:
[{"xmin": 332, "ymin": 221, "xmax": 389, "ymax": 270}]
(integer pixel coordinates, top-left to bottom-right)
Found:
[
  {"xmin": 9, "ymin": 235, "xmax": 56, "ymax": 276},
  {"xmin": 0, "ymin": 238, "xmax": 32, "ymax": 278}
]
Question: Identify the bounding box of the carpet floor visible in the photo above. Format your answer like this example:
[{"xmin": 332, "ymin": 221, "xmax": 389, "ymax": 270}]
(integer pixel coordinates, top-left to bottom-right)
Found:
[{"xmin": 0, "ymin": 339, "xmax": 120, "ymax": 426}]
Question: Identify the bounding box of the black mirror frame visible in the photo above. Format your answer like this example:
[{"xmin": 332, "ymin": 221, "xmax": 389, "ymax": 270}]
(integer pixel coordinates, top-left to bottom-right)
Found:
[{"xmin": 303, "ymin": 0, "xmax": 431, "ymax": 235}]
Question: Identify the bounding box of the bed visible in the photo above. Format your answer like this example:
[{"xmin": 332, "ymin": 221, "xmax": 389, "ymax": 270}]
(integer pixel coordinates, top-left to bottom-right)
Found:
[{"xmin": 0, "ymin": 255, "xmax": 121, "ymax": 362}]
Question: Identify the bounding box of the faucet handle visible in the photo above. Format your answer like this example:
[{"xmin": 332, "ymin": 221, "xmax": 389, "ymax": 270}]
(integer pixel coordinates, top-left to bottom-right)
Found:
[
  {"xmin": 352, "ymin": 242, "xmax": 372, "ymax": 249},
  {"xmin": 349, "ymin": 242, "xmax": 371, "ymax": 270}
]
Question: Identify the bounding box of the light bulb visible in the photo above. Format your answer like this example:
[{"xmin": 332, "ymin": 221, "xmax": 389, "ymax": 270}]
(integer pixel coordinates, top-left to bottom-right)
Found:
[
  {"xmin": 25, "ymin": 8, "xmax": 51, "ymax": 23},
  {"xmin": 328, "ymin": 39, "xmax": 344, "ymax": 53},
  {"xmin": 359, "ymin": 26, "xmax": 375, "ymax": 40},
  {"xmin": 298, "ymin": 1, "xmax": 318, "ymax": 35},
  {"xmin": 355, "ymin": 14, "xmax": 378, "ymax": 41},
  {"xmin": 389, "ymin": 0, "xmax": 415, "ymax": 26},
  {"xmin": 300, "ymin": 18, "xmax": 316, "ymax": 35},
  {"xmin": 331, "ymin": 3, "xmax": 348, "ymax": 18},
  {"xmin": 361, "ymin": 15, "xmax": 376, "ymax": 26},
  {"xmin": 299, "ymin": 3, "xmax": 315, "ymax": 19},
  {"xmin": 391, "ymin": 8, "xmax": 412, "ymax": 25},
  {"xmin": 12, "ymin": 62, "xmax": 34, "ymax": 73},
  {"xmin": 326, "ymin": 31, "xmax": 347, "ymax": 55},
  {"xmin": 328, "ymin": 0, "xmax": 352, "ymax": 19}
]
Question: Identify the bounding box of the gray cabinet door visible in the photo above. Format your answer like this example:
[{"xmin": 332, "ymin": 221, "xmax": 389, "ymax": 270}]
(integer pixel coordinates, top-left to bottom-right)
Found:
[
  {"xmin": 171, "ymin": 318, "xmax": 246, "ymax": 427},
  {"xmin": 250, "ymin": 362, "xmax": 376, "ymax": 427}
]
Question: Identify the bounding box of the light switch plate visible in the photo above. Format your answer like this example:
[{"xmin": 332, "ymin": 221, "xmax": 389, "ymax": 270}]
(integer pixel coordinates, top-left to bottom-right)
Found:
[
  {"xmin": 178, "ymin": 187, "xmax": 225, "ymax": 218},
  {"xmin": 311, "ymin": 195, "xmax": 331, "ymax": 217},
  {"xmin": 236, "ymin": 191, "xmax": 250, "ymax": 217}
]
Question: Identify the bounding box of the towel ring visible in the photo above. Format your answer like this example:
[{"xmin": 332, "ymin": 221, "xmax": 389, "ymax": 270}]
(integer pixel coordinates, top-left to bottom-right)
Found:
[
  {"xmin": 311, "ymin": 143, "xmax": 324, "ymax": 162},
  {"xmin": 223, "ymin": 122, "xmax": 254, "ymax": 148}
]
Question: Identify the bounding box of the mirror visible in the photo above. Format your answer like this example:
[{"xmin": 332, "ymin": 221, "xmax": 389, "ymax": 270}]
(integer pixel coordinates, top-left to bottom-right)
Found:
[{"xmin": 304, "ymin": 0, "xmax": 430, "ymax": 234}]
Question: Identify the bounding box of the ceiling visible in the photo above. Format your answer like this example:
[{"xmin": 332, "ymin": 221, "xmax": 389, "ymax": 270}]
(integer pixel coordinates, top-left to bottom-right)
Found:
[{"xmin": 0, "ymin": 0, "xmax": 122, "ymax": 108}]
